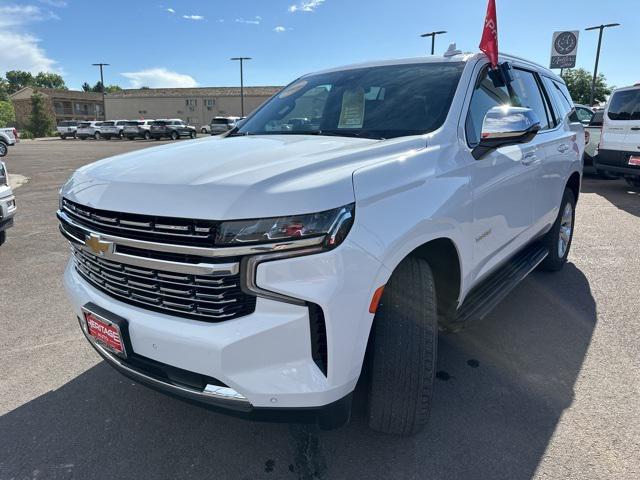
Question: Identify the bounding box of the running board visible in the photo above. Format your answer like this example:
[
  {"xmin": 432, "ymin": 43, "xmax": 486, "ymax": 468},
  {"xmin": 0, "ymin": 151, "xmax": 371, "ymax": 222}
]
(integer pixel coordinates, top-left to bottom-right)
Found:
[{"xmin": 454, "ymin": 243, "xmax": 548, "ymax": 324}]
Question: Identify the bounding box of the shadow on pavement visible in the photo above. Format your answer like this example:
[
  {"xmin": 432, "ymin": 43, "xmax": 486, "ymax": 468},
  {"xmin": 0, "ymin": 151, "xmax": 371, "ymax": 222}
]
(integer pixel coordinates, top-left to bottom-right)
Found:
[
  {"xmin": 0, "ymin": 264, "xmax": 596, "ymax": 480},
  {"xmin": 581, "ymin": 176, "xmax": 640, "ymax": 218}
]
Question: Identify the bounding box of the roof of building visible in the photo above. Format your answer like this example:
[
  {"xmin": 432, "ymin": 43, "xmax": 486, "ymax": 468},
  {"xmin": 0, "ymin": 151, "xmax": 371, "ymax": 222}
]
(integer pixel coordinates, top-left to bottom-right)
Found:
[
  {"xmin": 106, "ymin": 86, "xmax": 282, "ymax": 98},
  {"xmin": 9, "ymin": 87, "xmax": 103, "ymax": 101}
]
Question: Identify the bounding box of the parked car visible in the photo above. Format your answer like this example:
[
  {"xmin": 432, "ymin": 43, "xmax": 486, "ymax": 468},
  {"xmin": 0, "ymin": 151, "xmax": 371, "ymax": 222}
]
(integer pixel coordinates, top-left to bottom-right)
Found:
[
  {"xmin": 0, "ymin": 161, "xmax": 16, "ymax": 246},
  {"xmin": 77, "ymin": 121, "xmax": 104, "ymax": 140},
  {"xmin": 100, "ymin": 120, "xmax": 129, "ymax": 140},
  {"xmin": 574, "ymin": 104, "xmax": 594, "ymax": 125},
  {"xmin": 209, "ymin": 117, "xmax": 241, "ymax": 135},
  {"xmin": 0, "ymin": 127, "xmax": 18, "ymax": 157},
  {"xmin": 150, "ymin": 119, "xmax": 197, "ymax": 140},
  {"xmin": 582, "ymin": 110, "xmax": 617, "ymax": 179},
  {"xmin": 123, "ymin": 120, "xmax": 155, "ymax": 140},
  {"xmin": 200, "ymin": 124, "xmax": 211, "ymax": 134},
  {"xmin": 58, "ymin": 53, "xmax": 583, "ymax": 435},
  {"xmin": 595, "ymin": 84, "xmax": 640, "ymax": 189},
  {"xmin": 57, "ymin": 121, "xmax": 78, "ymax": 140}
]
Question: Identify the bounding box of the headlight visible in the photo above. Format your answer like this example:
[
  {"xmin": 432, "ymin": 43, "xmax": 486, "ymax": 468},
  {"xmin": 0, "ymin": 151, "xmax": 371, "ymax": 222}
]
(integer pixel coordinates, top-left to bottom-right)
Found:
[
  {"xmin": 0, "ymin": 162, "xmax": 8, "ymax": 187},
  {"xmin": 216, "ymin": 203, "xmax": 354, "ymax": 249}
]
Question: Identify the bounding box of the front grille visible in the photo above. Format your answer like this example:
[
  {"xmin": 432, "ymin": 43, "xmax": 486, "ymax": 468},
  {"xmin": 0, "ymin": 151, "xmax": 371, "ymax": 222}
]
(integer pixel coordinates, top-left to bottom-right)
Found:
[
  {"xmin": 72, "ymin": 246, "xmax": 256, "ymax": 321},
  {"xmin": 62, "ymin": 198, "xmax": 219, "ymax": 248}
]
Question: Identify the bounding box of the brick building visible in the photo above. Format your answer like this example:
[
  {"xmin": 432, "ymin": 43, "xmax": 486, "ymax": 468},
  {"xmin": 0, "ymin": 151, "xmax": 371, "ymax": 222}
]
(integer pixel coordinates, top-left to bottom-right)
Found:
[
  {"xmin": 104, "ymin": 86, "xmax": 281, "ymax": 129},
  {"xmin": 10, "ymin": 87, "xmax": 105, "ymax": 128}
]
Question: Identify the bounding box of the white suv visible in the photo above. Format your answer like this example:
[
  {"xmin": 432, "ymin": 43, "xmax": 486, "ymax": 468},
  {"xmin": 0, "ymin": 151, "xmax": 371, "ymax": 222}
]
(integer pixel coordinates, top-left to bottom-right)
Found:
[
  {"xmin": 595, "ymin": 84, "xmax": 640, "ymax": 188},
  {"xmin": 0, "ymin": 161, "xmax": 16, "ymax": 246},
  {"xmin": 59, "ymin": 53, "xmax": 583, "ymax": 435}
]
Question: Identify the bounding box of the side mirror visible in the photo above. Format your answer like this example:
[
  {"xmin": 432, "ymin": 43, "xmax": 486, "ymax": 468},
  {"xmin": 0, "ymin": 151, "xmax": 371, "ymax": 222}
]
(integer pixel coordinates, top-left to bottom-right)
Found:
[{"xmin": 472, "ymin": 106, "xmax": 541, "ymax": 160}]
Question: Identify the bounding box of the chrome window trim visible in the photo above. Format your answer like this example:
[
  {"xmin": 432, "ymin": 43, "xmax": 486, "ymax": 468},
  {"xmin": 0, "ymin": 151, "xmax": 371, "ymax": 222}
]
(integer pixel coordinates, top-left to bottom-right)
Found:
[{"xmin": 58, "ymin": 209, "xmax": 326, "ymax": 259}]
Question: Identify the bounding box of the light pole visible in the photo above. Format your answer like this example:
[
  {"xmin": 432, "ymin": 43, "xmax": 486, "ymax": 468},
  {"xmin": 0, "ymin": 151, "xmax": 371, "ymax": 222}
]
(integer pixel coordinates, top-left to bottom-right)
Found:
[
  {"xmin": 230, "ymin": 57, "xmax": 252, "ymax": 117},
  {"xmin": 92, "ymin": 62, "xmax": 109, "ymax": 119},
  {"xmin": 420, "ymin": 31, "xmax": 447, "ymax": 55},
  {"xmin": 585, "ymin": 23, "xmax": 620, "ymax": 106}
]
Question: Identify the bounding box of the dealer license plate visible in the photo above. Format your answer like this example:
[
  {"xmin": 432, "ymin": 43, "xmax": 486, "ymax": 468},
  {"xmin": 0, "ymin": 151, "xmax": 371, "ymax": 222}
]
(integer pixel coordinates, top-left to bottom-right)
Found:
[
  {"xmin": 83, "ymin": 309, "xmax": 127, "ymax": 357},
  {"xmin": 628, "ymin": 156, "xmax": 640, "ymax": 166}
]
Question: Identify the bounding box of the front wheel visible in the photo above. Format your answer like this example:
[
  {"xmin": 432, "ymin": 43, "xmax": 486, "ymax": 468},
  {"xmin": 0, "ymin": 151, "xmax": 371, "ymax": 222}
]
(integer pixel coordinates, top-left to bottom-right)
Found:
[
  {"xmin": 0, "ymin": 141, "xmax": 7, "ymax": 157},
  {"xmin": 94, "ymin": 132, "xmax": 101, "ymax": 140},
  {"xmin": 190, "ymin": 131, "xmax": 196, "ymax": 139},
  {"xmin": 539, "ymin": 188, "xmax": 576, "ymax": 272},
  {"xmin": 0, "ymin": 230, "xmax": 5, "ymax": 246},
  {"xmin": 170, "ymin": 131, "xmax": 178, "ymax": 141},
  {"xmin": 144, "ymin": 131, "xmax": 150, "ymax": 140},
  {"xmin": 367, "ymin": 256, "xmax": 437, "ymax": 436}
]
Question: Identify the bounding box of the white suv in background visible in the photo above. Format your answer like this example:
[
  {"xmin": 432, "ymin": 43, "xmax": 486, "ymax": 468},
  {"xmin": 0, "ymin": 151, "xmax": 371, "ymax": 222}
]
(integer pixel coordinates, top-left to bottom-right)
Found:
[
  {"xmin": 59, "ymin": 53, "xmax": 583, "ymax": 435},
  {"xmin": 0, "ymin": 161, "xmax": 16, "ymax": 246},
  {"xmin": 595, "ymin": 84, "xmax": 640, "ymax": 188},
  {"xmin": 100, "ymin": 120, "xmax": 129, "ymax": 140},
  {"xmin": 77, "ymin": 121, "xmax": 104, "ymax": 140},
  {"xmin": 123, "ymin": 120, "xmax": 155, "ymax": 140}
]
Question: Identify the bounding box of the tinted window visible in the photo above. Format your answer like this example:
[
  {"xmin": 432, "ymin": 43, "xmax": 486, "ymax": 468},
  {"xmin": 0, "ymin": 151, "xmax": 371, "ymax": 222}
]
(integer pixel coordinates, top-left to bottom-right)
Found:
[
  {"xmin": 575, "ymin": 107, "xmax": 594, "ymax": 123},
  {"xmin": 465, "ymin": 68, "xmax": 512, "ymax": 146},
  {"xmin": 151, "ymin": 121, "xmax": 167, "ymax": 126},
  {"xmin": 238, "ymin": 62, "xmax": 465, "ymax": 139},
  {"xmin": 212, "ymin": 119, "xmax": 231, "ymax": 125},
  {"xmin": 78, "ymin": 122, "xmax": 91, "ymax": 127},
  {"xmin": 589, "ymin": 110, "xmax": 604, "ymax": 126},
  {"xmin": 510, "ymin": 69, "xmax": 552, "ymax": 130},
  {"xmin": 102, "ymin": 121, "xmax": 115, "ymax": 126},
  {"xmin": 607, "ymin": 89, "xmax": 640, "ymax": 121}
]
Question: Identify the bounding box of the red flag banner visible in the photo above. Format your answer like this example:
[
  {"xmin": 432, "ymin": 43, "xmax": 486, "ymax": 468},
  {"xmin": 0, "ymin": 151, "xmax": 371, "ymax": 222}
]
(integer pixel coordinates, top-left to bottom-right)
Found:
[{"xmin": 479, "ymin": 0, "xmax": 499, "ymax": 68}]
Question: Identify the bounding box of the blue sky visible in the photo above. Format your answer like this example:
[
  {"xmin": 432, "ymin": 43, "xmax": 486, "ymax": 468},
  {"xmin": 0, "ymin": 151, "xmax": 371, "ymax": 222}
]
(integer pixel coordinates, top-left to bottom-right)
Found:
[{"xmin": 0, "ymin": 0, "xmax": 638, "ymax": 90}]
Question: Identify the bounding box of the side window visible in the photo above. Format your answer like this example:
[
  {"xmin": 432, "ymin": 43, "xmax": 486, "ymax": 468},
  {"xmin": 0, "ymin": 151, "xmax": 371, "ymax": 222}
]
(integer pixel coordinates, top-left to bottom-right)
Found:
[
  {"xmin": 575, "ymin": 107, "xmax": 594, "ymax": 124},
  {"xmin": 510, "ymin": 69, "xmax": 552, "ymax": 130},
  {"xmin": 465, "ymin": 68, "xmax": 512, "ymax": 146},
  {"xmin": 541, "ymin": 76, "xmax": 564, "ymax": 125}
]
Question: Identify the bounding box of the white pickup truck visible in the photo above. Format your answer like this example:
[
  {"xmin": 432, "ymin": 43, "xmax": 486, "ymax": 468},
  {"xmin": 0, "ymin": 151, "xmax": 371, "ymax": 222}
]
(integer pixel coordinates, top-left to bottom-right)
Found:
[
  {"xmin": 0, "ymin": 127, "xmax": 18, "ymax": 157},
  {"xmin": 0, "ymin": 161, "xmax": 16, "ymax": 245},
  {"xmin": 59, "ymin": 52, "xmax": 583, "ymax": 435}
]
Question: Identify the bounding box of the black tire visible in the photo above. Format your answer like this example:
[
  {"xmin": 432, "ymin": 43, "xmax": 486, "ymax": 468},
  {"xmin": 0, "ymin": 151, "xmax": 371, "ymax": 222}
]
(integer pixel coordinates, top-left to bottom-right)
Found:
[
  {"xmin": 144, "ymin": 131, "xmax": 151, "ymax": 140},
  {"xmin": 0, "ymin": 141, "xmax": 7, "ymax": 157},
  {"xmin": 367, "ymin": 256, "xmax": 438, "ymax": 436},
  {"xmin": 170, "ymin": 131, "xmax": 178, "ymax": 141},
  {"xmin": 94, "ymin": 132, "xmax": 100, "ymax": 140},
  {"xmin": 73, "ymin": 132, "xmax": 77, "ymax": 139},
  {"xmin": 190, "ymin": 131, "xmax": 196, "ymax": 139},
  {"xmin": 539, "ymin": 188, "xmax": 576, "ymax": 272},
  {"xmin": 0, "ymin": 230, "xmax": 5, "ymax": 246},
  {"xmin": 625, "ymin": 176, "xmax": 640, "ymax": 190}
]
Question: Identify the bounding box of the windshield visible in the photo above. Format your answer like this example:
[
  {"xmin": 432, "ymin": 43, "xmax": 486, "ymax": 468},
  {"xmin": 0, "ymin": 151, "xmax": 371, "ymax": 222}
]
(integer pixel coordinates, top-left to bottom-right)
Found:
[{"xmin": 237, "ymin": 62, "xmax": 465, "ymax": 139}]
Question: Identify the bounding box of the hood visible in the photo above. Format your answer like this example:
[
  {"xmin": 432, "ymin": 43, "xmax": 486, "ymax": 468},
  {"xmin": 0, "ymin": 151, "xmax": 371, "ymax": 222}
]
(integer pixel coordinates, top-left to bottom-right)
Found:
[{"xmin": 62, "ymin": 135, "xmax": 425, "ymax": 219}]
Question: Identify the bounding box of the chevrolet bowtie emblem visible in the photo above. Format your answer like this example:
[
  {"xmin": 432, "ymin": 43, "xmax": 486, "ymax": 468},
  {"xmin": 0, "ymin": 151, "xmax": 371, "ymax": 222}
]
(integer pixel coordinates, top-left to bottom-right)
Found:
[{"xmin": 85, "ymin": 233, "xmax": 112, "ymax": 256}]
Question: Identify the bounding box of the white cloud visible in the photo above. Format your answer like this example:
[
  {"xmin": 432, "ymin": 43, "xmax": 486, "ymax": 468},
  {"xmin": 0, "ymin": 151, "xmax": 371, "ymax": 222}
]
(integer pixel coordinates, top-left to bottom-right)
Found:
[
  {"xmin": 183, "ymin": 14, "xmax": 204, "ymax": 21},
  {"xmin": 39, "ymin": 0, "xmax": 67, "ymax": 7},
  {"xmin": 0, "ymin": 5, "xmax": 59, "ymax": 73},
  {"xmin": 0, "ymin": 31, "xmax": 58, "ymax": 73},
  {"xmin": 288, "ymin": 0, "xmax": 324, "ymax": 13},
  {"xmin": 167, "ymin": 8, "xmax": 175, "ymax": 13},
  {"xmin": 121, "ymin": 68, "xmax": 198, "ymax": 88},
  {"xmin": 235, "ymin": 16, "xmax": 262, "ymax": 25},
  {"xmin": 273, "ymin": 26, "xmax": 287, "ymax": 33}
]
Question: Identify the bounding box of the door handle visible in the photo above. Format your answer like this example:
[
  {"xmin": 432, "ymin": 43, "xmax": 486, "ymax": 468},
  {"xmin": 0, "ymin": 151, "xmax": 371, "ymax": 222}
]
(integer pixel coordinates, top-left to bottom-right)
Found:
[
  {"xmin": 522, "ymin": 153, "xmax": 538, "ymax": 166},
  {"xmin": 631, "ymin": 127, "xmax": 640, "ymax": 131},
  {"xmin": 557, "ymin": 144, "xmax": 570, "ymax": 153}
]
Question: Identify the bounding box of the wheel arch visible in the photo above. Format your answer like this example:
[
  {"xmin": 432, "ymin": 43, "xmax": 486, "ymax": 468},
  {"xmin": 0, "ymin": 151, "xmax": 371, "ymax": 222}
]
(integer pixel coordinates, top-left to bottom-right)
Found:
[{"xmin": 566, "ymin": 171, "xmax": 581, "ymax": 204}]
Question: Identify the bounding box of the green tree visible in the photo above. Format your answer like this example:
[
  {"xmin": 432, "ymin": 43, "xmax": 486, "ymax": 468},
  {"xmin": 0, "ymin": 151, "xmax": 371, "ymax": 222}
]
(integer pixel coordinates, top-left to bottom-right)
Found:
[
  {"xmin": 5, "ymin": 70, "xmax": 34, "ymax": 94},
  {"xmin": 81, "ymin": 82, "xmax": 92, "ymax": 92},
  {"xmin": 0, "ymin": 101, "xmax": 15, "ymax": 127},
  {"xmin": 34, "ymin": 72, "xmax": 67, "ymax": 89},
  {"xmin": 104, "ymin": 84, "xmax": 123, "ymax": 93},
  {"xmin": 563, "ymin": 68, "xmax": 612, "ymax": 105},
  {"xmin": 28, "ymin": 93, "xmax": 54, "ymax": 137},
  {"xmin": 0, "ymin": 78, "xmax": 9, "ymax": 101}
]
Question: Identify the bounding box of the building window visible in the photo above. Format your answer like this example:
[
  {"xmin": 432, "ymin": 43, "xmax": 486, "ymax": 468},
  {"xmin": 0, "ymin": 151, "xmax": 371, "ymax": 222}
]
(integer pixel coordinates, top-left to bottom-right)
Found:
[
  {"xmin": 54, "ymin": 102, "xmax": 64, "ymax": 115},
  {"xmin": 186, "ymin": 99, "xmax": 197, "ymax": 106},
  {"xmin": 74, "ymin": 102, "xmax": 90, "ymax": 115},
  {"xmin": 205, "ymin": 99, "xmax": 215, "ymax": 107}
]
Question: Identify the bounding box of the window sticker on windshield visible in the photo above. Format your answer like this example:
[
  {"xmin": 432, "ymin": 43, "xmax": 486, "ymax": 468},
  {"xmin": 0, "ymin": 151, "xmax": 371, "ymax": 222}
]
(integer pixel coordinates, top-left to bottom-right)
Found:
[
  {"xmin": 338, "ymin": 87, "xmax": 365, "ymax": 129},
  {"xmin": 279, "ymin": 80, "xmax": 308, "ymax": 99}
]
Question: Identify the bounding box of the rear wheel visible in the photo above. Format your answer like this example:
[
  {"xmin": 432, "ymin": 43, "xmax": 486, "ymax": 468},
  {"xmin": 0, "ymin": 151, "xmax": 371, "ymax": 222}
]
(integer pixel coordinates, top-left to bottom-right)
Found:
[
  {"xmin": 0, "ymin": 141, "xmax": 7, "ymax": 157},
  {"xmin": 170, "ymin": 131, "xmax": 178, "ymax": 141},
  {"xmin": 190, "ymin": 131, "xmax": 196, "ymax": 139},
  {"xmin": 539, "ymin": 188, "xmax": 576, "ymax": 272},
  {"xmin": 144, "ymin": 131, "xmax": 151, "ymax": 140},
  {"xmin": 367, "ymin": 256, "xmax": 438, "ymax": 436},
  {"xmin": 0, "ymin": 230, "xmax": 5, "ymax": 246},
  {"xmin": 93, "ymin": 132, "xmax": 100, "ymax": 140}
]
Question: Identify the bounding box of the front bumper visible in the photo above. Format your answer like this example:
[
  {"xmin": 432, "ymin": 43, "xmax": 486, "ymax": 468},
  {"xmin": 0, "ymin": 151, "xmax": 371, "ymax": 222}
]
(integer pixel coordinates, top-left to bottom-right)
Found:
[
  {"xmin": 0, "ymin": 192, "xmax": 16, "ymax": 231},
  {"xmin": 64, "ymin": 239, "xmax": 387, "ymax": 410}
]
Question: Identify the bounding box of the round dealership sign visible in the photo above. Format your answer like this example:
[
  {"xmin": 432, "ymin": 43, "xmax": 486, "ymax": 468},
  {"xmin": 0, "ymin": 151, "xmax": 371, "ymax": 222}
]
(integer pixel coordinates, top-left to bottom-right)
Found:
[{"xmin": 554, "ymin": 32, "xmax": 578, "ymax": 55}]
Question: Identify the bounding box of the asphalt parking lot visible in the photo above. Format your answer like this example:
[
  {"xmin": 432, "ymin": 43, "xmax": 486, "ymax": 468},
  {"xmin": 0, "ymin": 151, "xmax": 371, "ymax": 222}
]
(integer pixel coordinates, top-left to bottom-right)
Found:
[{"xmin": 1, "ymin": 138, "xmax": 639, "ymax": 480}]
